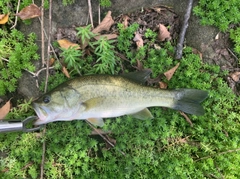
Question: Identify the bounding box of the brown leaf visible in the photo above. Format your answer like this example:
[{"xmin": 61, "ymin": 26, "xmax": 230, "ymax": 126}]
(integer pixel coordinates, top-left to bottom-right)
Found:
[
  {"xmin": 92, "ymin": 11, "xmax": 114, "ymax": 33},
  {"xmin": 94, "ymin": 34, "xmax": 118, "ymax": 40},
  {"xmin": 158, "ymin": 24, "xmax": 171, "ymax": 41},
  {"xmin": 62, "ymin": 66, "xmax": 70, "ymax": 78},
  {"xmin": 230, "ymin": 71, "xmax": 240, "ymax": 82},
  {"xmin": 58, "ymin": 39, "xmax": 80, "ymax": 50},
  {"xmin": 49, "ymin": 58, "xmax": 55, "ymax": 66},
  {"xmin": 16, "ymin": 4, "xmax": 41, "ymax": 20},
  {"xmin": 159, "ymin": 81, "xmax": 168, "ymax": 89},
  {"xmin": 122, "ymin": 15, "xmax": 130, "ymax": 28},
  {"xmin": 164, "ymin": 63, "xmax": 180, "ymax": 81},
  {"xmin": 133, "ymin": 32, "xmax": 143, "ymax": 49},
  {"xmin": 0, "ymin": 100, "xmax": 11, "ymax": 120},
  {"xmin": 0, "ymin": 13, "xmax": 9, "ymax": 24}
]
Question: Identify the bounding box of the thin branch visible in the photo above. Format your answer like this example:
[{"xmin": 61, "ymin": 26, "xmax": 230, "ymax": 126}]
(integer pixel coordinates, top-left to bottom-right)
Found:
[
  {"xmin": 227, "ymin": 48, "xmax": 239, "ymax": 68},
  {"xmin": 44, "ymin": 0, "xmax": 52, "ymax": 93},
  {"xmin": 40, "ymin": 127, "xmax": 46, "ymax": 179},
  {"xmin": 195, "ymin": 148, "xmax": 240, "ymax": 162},
  {"xmin": 98, "ymin": 2, "xmax": 101, "ymax": 25},
  {"xmin": 1, "ymin": 57, "xmax": 54, "ymax": 88},
  {"xmin": 38, "ymin": 17, "xmax": 60, "ymax": 62},
  {"xmin": 10, "ymin": 0, "xmax": 21, "ymax": 29},
  {"xmin": 175, "ymin": 0, "xmax": 193, "ymax": 59},
  {"xmin": 87, "ymin": 0, "xmax": 94, "ymax": 28},
  {"xmin": 180, "ymin": 111, "xmax": 193, "ymax": 127},
  {"xmin": 86, "ymin": 121, "xmax": 126, "ymax": 156},
  {"xmin": 40, "ymin": 0, "xmax": 52, "ymax": 178},
  {"xmin": 41, "ymin": 0, "xmax": 45, "ymax": 67}
]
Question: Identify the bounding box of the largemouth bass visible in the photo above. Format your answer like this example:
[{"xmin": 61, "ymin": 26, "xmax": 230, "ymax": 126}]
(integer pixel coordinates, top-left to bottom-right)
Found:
[{"xmin": 33, "ymin": 70, "xmax": 208, "ymax": 126}]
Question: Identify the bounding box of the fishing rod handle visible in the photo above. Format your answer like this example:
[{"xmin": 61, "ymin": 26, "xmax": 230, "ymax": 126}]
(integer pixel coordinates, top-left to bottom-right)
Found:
[{"xmin": 0, "ymin": 121, "xmax": 23, "ymax": 133}]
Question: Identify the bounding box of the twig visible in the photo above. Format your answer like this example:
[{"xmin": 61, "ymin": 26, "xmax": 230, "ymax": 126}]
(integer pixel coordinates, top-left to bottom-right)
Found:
[
  {"xmin": 227, "ymin": 48, "xmax": 239, "ymax": 68},
  {"xmin": 86, "ymin": 121, "xmax": 126, "ymax": 156},
  {"xmin": 195, "ymin": 148, "xmax": 240, "ymax": 162},
  {"xmin": 0, "ymin": 57, "xmax": 54, "ymax": 88},
  {"xmin": 98, "ymin": 2, "xmax": 101, "ymax": 25},
  {"xmin": 38, "ymin": 17, "xmax": 60, "ymax": 62},
  {"xmin": 90, "ymin": 129, "xmax": 112, "ymax": 135},
  {"xmin": 40, "ymin": 127, "xmax": 46, "ymax": 179},
  {"xmin": 87, "ymin": 0, "xmax": 94, "ymax": 28},
  {"xmin": 10, "ymin": 0, "xmax": 21, "ymax": 29},
  {"xmin": 44, "ymin": 0, "xmax": 52, "ymax": 93},
  {"xmin": 175, "ymin": 0, "xmax": 193, "ymax": 59},
  {"xmin": 179, "ymin": 111, "xmax": 193, "ymax": 127},
  {"xmin": 40, "ymin": 0, "xmax": 52, "ymax": 178},
  {"xmin": 41, "ymin": 0, "xmax": 45, "ymax": 67},
  {"xmin": 21, "ymin": 161, "xmax": 34, "ymax": 170}
]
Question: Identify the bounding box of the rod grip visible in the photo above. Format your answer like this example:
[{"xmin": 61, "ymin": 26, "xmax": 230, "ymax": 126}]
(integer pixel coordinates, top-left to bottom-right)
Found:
[{"xmin": 0, "ymin": 121, "xmax": 23, "ymax": 133}]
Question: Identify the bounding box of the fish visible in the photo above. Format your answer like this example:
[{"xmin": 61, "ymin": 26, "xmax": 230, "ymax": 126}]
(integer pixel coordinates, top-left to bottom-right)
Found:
[{"xmin": 32, "ymin": 70, "xmax": 208, "ymax": 127}]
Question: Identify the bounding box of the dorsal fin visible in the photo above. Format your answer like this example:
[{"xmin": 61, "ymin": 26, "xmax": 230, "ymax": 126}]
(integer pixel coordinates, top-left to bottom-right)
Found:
[{"xmin": 120, "ymin": 69, "xmax": 152, "ymax": 84}]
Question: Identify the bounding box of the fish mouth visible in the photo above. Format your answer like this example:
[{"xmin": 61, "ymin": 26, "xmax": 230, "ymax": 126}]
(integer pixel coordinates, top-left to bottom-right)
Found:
[{"xmin": 32, "ymin": 103, "xmax": 48, "ymax": 125}]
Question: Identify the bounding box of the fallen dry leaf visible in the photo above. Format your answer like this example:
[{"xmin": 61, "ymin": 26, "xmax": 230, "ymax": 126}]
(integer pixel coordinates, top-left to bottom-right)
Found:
[
  {"xmin": 230, "ymin": 71, "xmax": 240, "ymax": 82},
  {"xmin": 62, "ymin": 66, "xmax": 70, "ymax": 78},
  {"xmin": 154, "ymin": 44, "xmax": 161, "ymax": 50},
  {"xmin": 159, "ymin": 81, "xmax": 168, "ymax": 89},
  {"xmin": 158, "ymin": 24, "xmax": 171, "ymax": 41},
  {"xmin": 0, "ymin": 100, "xmax": 11, "ymax": 120},
  {"xmin": 0, "ymin": 13, "xmax": 10, "ymax": 24},
  {"xmin": 92, "ymin": 11, "xmax": 114, "ymax": 33},
  {"xmin": 122, "ymin": 15, "xmax": 130, "ymax": 28},
  {"xmin": 164, "ymin": 63, "xmax": 180, "ymax": 80},
  {"xmin": 58, "ymin": 39, "xmax": 80, "ymax": 50},
  {"xmin": 215, "ymin": 32, "xmax": 220, "ymax": 40},
  {"xmin": 16, "ymin": 4, "xmax": 41, "ymax": 20},
  {"xmin": 133, "ymin": 32, "xmax": 144, "ymax": 49},
  {"xmin": 94, "ymin": 34, "xmax": 118, "ymax": 40},
  {"xmin": 49, "ymin": 58, "xmax": 55, "ymax": 66}
]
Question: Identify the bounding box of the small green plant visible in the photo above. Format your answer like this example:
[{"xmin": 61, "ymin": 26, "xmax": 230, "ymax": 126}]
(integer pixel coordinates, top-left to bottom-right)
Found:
[
  {"xmin": 0, "ymin": 29, "xmax": 39, "ymax": 95},
  {"xmin": 145, "ymin": 28, "xmax": 157, "ymax": 42},
  {"xmin": 193, "ymin": 0, "xmax": 240, "ymax": 31},
  {"xmin": 60, "ymin": 46, "xmax": 83, "ymax": 75},
  {"xmin": 62, "ymin": 0, "xmax": 75, "ymax": 6},
  {"xmin": 6, "ymin": 99, "xmax": 35, "ymax": 119},
  {"xmin": 117, "ymin": 23, "xmax": 139, "ymax": 58},
  {"xmin": 76, "ymin": 24, "xmax": 96, "ymax": 45},
  {"xmin": 230, "ymin": 27, "xmax": 240, "ymax": 55},
  {"xmin": 92, "ymin": 37, "xmax": 117, "ymax": 74},
  {"xmin": 99, "ymin": 0, "xmax": 112, "ymax": 7}
]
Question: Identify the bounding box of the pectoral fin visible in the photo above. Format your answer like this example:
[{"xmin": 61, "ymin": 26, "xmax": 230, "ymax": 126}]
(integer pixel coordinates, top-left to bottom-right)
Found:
[
  {"xmin": 130, "ymin": 108, "xmax": 154, "ymax": 120},
  {"xmin": 87, "ymin": 118, "xmax": 105, "ymax": 127},
  {"xmin": 83, "ymin": 97, "xmax": 105, "ymax": 110}
]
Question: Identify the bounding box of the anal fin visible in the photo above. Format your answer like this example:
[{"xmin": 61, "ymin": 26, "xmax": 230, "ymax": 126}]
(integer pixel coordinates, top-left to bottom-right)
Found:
[
  {"xmin": 87, "ymin": 118, "xmax": 105, "ymax": 127},
  {"xmin": 130, "ymin": 108, "xmax": 154, "ymax": 120}
]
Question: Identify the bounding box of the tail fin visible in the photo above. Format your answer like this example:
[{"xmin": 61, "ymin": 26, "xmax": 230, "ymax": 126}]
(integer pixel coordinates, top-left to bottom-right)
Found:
[{"xmin": 172, "ymin": 89, "xmax": 208, "ymax": 115}]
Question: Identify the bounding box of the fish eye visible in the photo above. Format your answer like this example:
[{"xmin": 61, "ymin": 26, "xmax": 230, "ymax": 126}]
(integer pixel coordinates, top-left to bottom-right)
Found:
[{"xmin": 43, "ymin": 95, "xmax": 51, "ymax": 104}]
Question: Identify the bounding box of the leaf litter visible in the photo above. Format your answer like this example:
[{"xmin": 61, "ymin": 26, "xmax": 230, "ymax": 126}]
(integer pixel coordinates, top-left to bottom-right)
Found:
[
  {"xmin": 16, "ymin": 4, "xmax": 41, "ymax": 20},
  {"xmin": 0, "ymin": 100, "xmax": 11, "ymax": 120}
]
